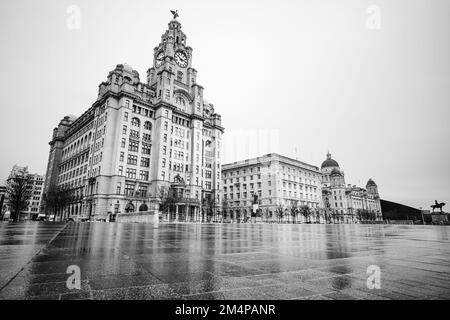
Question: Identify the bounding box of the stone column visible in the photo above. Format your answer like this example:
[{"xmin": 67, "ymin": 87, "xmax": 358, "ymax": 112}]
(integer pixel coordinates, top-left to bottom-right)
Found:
[{"xmin": 175, "ymin": 205, "xmax": 179, "ymax": 222}]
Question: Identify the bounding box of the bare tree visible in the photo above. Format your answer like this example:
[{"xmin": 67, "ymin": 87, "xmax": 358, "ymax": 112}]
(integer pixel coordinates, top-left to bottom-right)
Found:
[
  {"xmin": 289, "ymin": 201, "xmax": 299, "ymax": 224},
  {"xmin": 299, "ymin": 205, "xmax": 312, "ymax": 223},
  {"xmin": 6, "ymin": 175, "xmax": 31, "ymax": 222},
  {"xmin": 276, "ymin": 205, "xmax": 284, "ymax": 223},
  {"xmin": 44, "ymin": 186, "xmax": 71, "ymax": 221},
  {"xmin": 221, "ymin": 199, "xmax": 229, "ymax": 222},
  {"xmin": 158, "ymin": 186, "xmax": 176, "ymax": 221},
  {"xmin": 202, "ymin": 195, "xmax": 215, "ymax": 222}
]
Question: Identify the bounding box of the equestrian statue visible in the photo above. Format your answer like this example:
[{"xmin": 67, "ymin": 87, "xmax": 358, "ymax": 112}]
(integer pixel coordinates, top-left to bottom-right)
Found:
[{"xmin": 431, "ymin": 200, "xmax": 446, "ymax": 213}]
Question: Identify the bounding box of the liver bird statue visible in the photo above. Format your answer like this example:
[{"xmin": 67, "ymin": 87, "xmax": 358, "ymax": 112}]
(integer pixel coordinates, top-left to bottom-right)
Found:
[{"xmin": 170, "ymin": 10, "xmax": 179, "ymax": 20}]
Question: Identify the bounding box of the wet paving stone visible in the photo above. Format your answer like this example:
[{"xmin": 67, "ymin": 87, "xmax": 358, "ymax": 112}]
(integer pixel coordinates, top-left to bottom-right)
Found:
[
  {"xmin": 91, "ymin": 284, "xmax": 182, "ymax": 300},
  {"xmin": 88, "ymin": 274, "xmax": 163, "ymax": 290},
  {"xmin": 0, "ymin": 222, "xmax": 449, "ymax": 299}
]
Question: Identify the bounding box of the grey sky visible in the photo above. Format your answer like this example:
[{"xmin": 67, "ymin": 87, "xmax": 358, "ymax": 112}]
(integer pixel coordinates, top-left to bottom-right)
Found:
[{"xmin": 0, "ymin": 0, "xmax": 449, "ymax": 210}]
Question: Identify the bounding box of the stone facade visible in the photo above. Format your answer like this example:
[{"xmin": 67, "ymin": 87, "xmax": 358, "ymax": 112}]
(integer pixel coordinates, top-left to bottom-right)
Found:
[
  {"xmin": 42, "ymin": 16, "xmax": 223, "ymax": 221},
  {"xmin": 222, "ymin": 153, "xmax": 323, "ymax": 222},
  {"xmin": 222, "ymin": 152, "xmax": 383, "ymax": 224},
  {"xmin": 321, "ymin": 152, "xmax": 382, "ymax": 223}
]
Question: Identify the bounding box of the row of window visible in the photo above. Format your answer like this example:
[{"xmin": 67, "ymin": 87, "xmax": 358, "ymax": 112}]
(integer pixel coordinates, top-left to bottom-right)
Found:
[
  {"xmin": 130, "ymin": 102, "xmax": 155, "ymax": 118},
  {"xmin": 224, "ymin": 182, "xmax": 262, "ymax": 193},
  {"xmin": 224, "ymin": 175, "xmax": 262, "ymax": 184},
  {"xmin": 117, "ymin": 167, "xmax": 149, "ymax": 180},
  {"xmin": 122, "ymin": 139, "xmax": 151, "ymax": 155}
]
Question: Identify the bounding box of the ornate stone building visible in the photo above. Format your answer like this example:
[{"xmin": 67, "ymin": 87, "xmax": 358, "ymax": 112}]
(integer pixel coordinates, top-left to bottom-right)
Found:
[
  {"xmin": 320, "ymin": 152, "xmax": 382, "ymax": 223},
  {"xmin": 42, "ymin": 14, "xmax": 223, "ymax": 221},
  {"xmin": 222, "ymin": 153, "xmax": 323, "ymax": 222}
]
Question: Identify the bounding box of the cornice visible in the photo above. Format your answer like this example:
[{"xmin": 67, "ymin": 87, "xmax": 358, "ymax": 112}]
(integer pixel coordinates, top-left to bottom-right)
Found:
[
  {"xmin": 154, "ymin": 101, "xmax": 176, "ymax": 111},
  {"xmin": 190, "ymin": 113, "xmax": 204, "ymax": 121}
]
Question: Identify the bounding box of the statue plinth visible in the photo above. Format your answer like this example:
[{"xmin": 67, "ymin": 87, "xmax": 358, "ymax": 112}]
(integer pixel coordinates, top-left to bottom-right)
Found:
[{"xmin": 430, "ymin": 213, "xmax": 449, "ymax": 224}]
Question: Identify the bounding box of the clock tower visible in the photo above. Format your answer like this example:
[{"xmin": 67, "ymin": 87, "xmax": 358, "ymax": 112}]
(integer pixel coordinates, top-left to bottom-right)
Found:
[
  {"xmin": 147, "ymin": 15, "xmax": 203, "ymax": 117},
  {"xmin": 145, "ymin": 11, "xmax": 224, "ymax": 216}
]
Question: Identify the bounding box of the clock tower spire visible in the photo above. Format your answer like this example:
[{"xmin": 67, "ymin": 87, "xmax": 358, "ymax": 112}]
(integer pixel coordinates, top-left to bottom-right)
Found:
[{"xmin": 147, "ymin": 11, "xmax": 202, "ymax": 112}]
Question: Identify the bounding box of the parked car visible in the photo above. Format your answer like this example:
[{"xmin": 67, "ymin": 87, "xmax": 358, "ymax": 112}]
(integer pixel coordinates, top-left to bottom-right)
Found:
[{"xmin": 36, "ymin": 213, "xmax": 47, "ymax": 221}]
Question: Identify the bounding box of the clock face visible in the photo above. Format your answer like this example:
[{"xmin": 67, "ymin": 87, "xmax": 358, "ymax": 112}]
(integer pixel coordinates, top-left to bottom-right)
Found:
[
  {"xmin": 174, "ymin": 51, "xmax": 188, "ymax": 68},
  {"xmin": 155, "ymin": 52, "xmax": 164, "ymax": 67}
]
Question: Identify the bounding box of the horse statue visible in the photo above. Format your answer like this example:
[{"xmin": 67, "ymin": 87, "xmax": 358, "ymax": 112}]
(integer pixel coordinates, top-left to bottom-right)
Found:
[{"xmin": 431, "ymin": 200, "xmax": 446, "ymax": 213}]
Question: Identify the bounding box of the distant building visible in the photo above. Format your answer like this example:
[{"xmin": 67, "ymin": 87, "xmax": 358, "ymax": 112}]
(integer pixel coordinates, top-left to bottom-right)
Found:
[
  {"xmin": 7, "ymin": 165, "xmax": 45, "ymax": 220},
  {"xmin": 321, "ymin": 152, "xmax": 382, "ymax": 223},
  {"xmin": 381, "ymin": 199, "xmax": 421, "ymax": 221},
  {"xmin": 222, "ymin": 153, "xmax": 323, "ymax": 222}
]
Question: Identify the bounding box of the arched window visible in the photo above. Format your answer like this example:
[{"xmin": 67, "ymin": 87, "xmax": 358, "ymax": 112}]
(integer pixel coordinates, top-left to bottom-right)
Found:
[
  {"xmin": 125, "ymin": 202, "xmax": 135, "ymax": 213},
  {"xmin": 177, "ymin": 71, "xmax": 183, "ymax": 81},
  {"xmin": 175, "ymin": 96, "xmax": 186, "ymax": 106},
  {"xmin": 144, "ymin": 121, "xmax": 152, "ymax": 130},
  {"xmin": 139, "ymin": 203, "xmax": 148, "ymax": 212},
  {"xmin": 131, "ymin": 117, "xmax": 140, "ymax": 127}
]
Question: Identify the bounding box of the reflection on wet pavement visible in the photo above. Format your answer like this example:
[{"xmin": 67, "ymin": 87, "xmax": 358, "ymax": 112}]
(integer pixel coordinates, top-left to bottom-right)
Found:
[{"xmin": 0, "ymin": 222, "xmax": 450, "ymax": 300}]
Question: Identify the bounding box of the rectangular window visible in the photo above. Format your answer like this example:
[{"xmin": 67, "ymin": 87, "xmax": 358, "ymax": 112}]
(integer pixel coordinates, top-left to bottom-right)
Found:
[
  {"xmin": 122, "ymin": 125, "xmax": 127, "ymax": 134},
  {"xmin": 127, "ymin": 154, "xmax": 138, "ymax": 165},
  {"xmin": 143, "ymin": 133, "xmax": 151, "ymax": 142},
  {"xmin": 126, "ymin": 168, "xmax": 137, "ymax": 179},
  {"xmin": 125, "ymin": 183, "xmax": 134, "ymax": 196},
  {"xmin": 130, "ymin": 129, "xmax": 139, "ymax": 138},
  {"xmin": 129, "ymin": 140, "xmax": 139, "ymax": 152},
  {"xmin": 142, "ymin": 143, "xmax": 151, "ymax": 155},
  {"xmin": 138, "ymin": 185, "xmax": 148, "ymax": 197},
  {"xmin": 141, "ymin": 157, "xmax": 150, "ymax": 167},
  {"xmin": 119, "ymin": 152, "xmax": 124, "ymax": 162},
  {"xmin": 118, "ymin": 166, "xmax": 123, "ymax": 176},
  {"xmin": 121, "ymin": 138, "xmax": 126, "ymax": 148},
  {"xmin": 124, "ymin": 112, "xmax": 128, "ymax": 121},
  {"xmin": 116, "ymin": 182, "xmax": 121, "ymax": 194},
  {"xmin": 139, "ymin": 170, "xmax": 149, "ymax": 181}
]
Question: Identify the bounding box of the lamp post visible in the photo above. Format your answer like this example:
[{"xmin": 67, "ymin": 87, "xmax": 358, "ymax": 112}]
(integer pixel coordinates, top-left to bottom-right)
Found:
[
  {"xmin": 252, "ymin": 194, "xmax": 259, "ymax": 224},
  {"xmin": 420, "ymin": 206, "xmax": 424, "ymax": 225}
]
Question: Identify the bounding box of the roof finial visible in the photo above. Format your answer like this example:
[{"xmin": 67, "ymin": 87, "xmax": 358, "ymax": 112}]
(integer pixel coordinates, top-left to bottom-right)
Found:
[
  {"xmin": 326, "ymin": 151, "xmax": 331, "ymax": 160},
  {"xmin": 170, "ymin": 9, "xmax": 179, "ymax": 20}
]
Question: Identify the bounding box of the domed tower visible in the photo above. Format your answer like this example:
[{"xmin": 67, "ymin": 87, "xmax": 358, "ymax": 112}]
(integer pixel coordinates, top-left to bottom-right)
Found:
[
  {"xmin": 366, "ymin": 179, "xmax": 379, "ymax": 198},
  {"xmin": 330, "ymin": 168, "xmax": 345, "ymax": 188},
  {"xmin": 321, "ymin": 152, "xmax": 345, "ymax": 188},
  {"xmin": 321, "ymin": 152, "xmax": 340, "ymax": 173}
]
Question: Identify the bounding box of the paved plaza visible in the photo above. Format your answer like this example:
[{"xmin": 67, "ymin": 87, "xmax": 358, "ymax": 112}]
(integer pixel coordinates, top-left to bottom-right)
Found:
[{"xmin": 0, "ymin": 221, "xmax": 449, "ymax": 300}]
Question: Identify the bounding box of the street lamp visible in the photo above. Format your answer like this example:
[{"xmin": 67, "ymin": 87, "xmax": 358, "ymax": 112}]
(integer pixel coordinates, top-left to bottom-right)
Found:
[{"xmin": 420, "ymin": 206, "xmax": 424, "ymax": 225}]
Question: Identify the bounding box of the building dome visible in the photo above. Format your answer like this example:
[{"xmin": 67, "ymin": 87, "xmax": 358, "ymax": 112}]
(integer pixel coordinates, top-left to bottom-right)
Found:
[
  {"xmin": 366, "ymin": 179, "xmax": 377, "ymax": 187},
  {"xmin": 330, "ymin": 168, "xmax": 342, "ymax": 176},
  {"xmin": 321, "ymin": 152, "xmax": 339, "ymax": 169}
]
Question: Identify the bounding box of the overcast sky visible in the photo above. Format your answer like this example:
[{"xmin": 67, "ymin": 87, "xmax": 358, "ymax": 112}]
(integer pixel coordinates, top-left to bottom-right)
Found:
[{"xmin": 0, "ymin": 0, "xmax": 449, "ymax": 210}]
